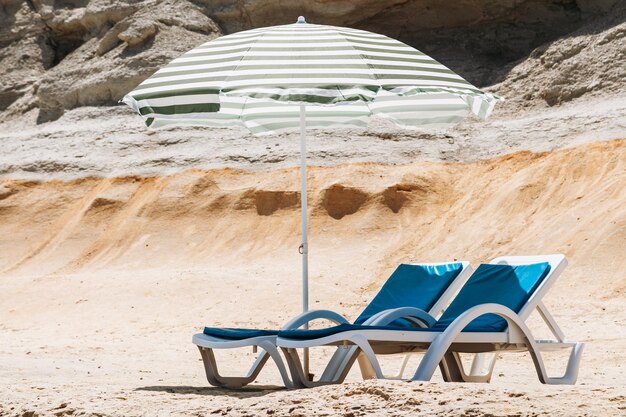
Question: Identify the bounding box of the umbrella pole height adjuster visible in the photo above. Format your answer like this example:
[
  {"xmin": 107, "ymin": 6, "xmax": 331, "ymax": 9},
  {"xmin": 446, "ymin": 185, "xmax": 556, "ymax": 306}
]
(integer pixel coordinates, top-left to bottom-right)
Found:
[{"xmin": 298, "ymin": 243, "xmax": 307, "ymax": 255}]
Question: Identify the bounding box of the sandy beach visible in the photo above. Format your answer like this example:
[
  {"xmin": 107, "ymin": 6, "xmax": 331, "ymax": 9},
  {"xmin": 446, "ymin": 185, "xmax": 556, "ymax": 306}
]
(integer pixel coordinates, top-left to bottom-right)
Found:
[
  {"xmin": 1, "ymin": 139, "xmax": 625, "ymax": 416},
  {"xmin": 1, "ymin": 1, "xmax": 625, "ymax": 416}
]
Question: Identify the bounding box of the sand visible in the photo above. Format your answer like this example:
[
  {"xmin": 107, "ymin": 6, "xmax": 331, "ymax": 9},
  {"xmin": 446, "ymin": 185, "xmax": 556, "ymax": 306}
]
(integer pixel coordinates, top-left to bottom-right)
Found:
[{"xmin": 0, "ymin": 139, "xmax": 624, "ymax": 416}]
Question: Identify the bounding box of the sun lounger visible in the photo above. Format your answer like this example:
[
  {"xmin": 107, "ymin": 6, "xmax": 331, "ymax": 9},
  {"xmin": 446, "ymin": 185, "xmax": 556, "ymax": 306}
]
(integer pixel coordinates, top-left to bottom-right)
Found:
[
  {"xmin": 278, "ymin": 255, "xmax": 583, "ymax": 386},
  {"xmin": 192, "ymin": 261, "xmax": 473, "ymax": 388}
]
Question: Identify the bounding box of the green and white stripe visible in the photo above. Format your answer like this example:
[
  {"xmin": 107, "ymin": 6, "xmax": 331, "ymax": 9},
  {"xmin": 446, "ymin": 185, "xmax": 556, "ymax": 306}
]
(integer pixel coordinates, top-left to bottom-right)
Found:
[{"xmin": 122, "ymin": 21, "xmax": 502, "ymax": 134}]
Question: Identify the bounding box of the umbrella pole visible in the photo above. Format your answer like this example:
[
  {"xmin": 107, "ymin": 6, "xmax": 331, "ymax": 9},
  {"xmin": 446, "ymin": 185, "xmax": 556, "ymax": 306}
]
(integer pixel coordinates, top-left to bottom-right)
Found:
[{"xmin": 299, "ymin": 104, "xmax": 310, "ymax": 378}]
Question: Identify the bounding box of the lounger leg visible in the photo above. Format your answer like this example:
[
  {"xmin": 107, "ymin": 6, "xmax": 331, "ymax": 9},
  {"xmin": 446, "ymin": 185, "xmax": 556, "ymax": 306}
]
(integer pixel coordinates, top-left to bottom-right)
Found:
[
  {"xmin": 329, "ymin": 345, "xmax": 382, "ymax": 382},
  {"xmin": 281, "ymin": 346, "xmax": 358, "ymax": 388},
  {"xmin": 357, "ymin": 352, "xmax": 377, "ymax": 379},
  {"xmin": 281, "ymin": 348, "xmax": 312, "ymax": 388},
  {"xmin": 349, "ymin": 335, "xmax": 385, "ymax": 379},
  {"xmin": 258, "ymin": 340, "xmax": 296, "ymax": 388},
  {"xmin": 198, "ymin": 345, "xmax": 293, "ymax": 389},
  {"xmin": 468, "ymin": 352, "xmax": 497, "ymax": 382},
  {"xmin": 439, "ymin": 352, "xmax": 496, "ymax": 383},
  {"xmin": 439, "ymin": 351, "xmax": 465, "ymax": 382},
  {"xmin": 395, "ymin": 354, "xmax": 413, "ymax": 379},
  {"xmin": 329, "ymin": 347, "xmax": 361, "ymax": 383},
  {"xmin": 378, "ymin": 353, "xmax": 414, "ymax": 379},
  {"xmin": 281, "ymin": 344, "xmax": 372, "ymax": 388},
  {"xmin": 411, "ymin": 305, "xmax": 584, "ymax": 385},
  {"xmin": 527, "ymin": 341, "xmax": 584, "ymax": 385},
  {"xmin": 428, "ymin": 341, "xmax": 582, "ymax": 385},
  {"xmin": 198, "ymin": 346, "xmax": 231, "ymax": 388},
  {"xmin": 320, "ymin": 346, "xmax": 354, "ymax": 381}
]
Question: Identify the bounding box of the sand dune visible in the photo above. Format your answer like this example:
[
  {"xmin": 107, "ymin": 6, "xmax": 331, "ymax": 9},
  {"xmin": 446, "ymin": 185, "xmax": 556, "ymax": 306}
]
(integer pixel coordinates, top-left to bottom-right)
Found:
[
  {"xmin": 0, "ymin": 139, "xmax": 624, "ymax": 416},
  {"xmin": 1, "ymin": 140, "xmax": 624, "ymax": 289}
]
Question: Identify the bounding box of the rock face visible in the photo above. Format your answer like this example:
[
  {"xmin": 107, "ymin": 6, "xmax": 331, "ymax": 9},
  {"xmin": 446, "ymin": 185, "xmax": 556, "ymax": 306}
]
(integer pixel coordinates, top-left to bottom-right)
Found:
[
  {"xmin": 493, "ymin": 6, "xmax": 626, "ymax": 113},
  {"xmin": 195, "ymin": 0, "xmax": 623, "ymax": 85},
  {"xmin": 0, "ymin": 0, "xmax": 623, "ymax": 123},
  {"xmin": 0, "ymin": 0, "xmax": 221, "ymax": 123}
]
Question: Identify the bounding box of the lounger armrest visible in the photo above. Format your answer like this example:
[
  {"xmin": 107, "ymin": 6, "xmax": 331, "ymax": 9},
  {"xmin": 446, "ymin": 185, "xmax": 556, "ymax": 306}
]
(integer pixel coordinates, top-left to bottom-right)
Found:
[
  {"xmin": 368, "ymin": 307, "xmax": 436, "ymax": 327},
  {"xmin": 442, "ymin": 303, "xmax": 527, "ymax": 342},
  {"xmin": 282, "ymin": 309, "xmax": 350, "ymax": 330}
]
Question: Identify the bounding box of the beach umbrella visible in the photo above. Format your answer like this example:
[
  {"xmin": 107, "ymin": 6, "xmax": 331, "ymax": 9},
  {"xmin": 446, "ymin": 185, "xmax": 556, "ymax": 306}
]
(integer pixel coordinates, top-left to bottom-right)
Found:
[{"xmin": 121, "ymin": 16, "xmax": 501, "ymax": 338}]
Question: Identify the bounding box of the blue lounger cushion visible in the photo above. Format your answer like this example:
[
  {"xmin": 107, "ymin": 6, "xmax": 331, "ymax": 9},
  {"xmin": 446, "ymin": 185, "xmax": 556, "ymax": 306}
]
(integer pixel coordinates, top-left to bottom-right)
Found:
[
  {"xmin": 278, "ymin": 262, "xmax": 552, "ymax": 339},
  {"xmin": 355, "ymin": 262, "xmax": 464, "ymax": 326},
  {"xmin": 202, "ymin": 262, "xmax": 464, "ymax": 340},
  {"xmin": 432, "ymin": 262, "xmax": 551, "ymax": 332},
  {"xmin": 203, "ymin": 327, "xmax": 279, "ymax": 340},
  {"xmin": 278, "ymin": 323, "xmax": 418, "ymax": 340}
]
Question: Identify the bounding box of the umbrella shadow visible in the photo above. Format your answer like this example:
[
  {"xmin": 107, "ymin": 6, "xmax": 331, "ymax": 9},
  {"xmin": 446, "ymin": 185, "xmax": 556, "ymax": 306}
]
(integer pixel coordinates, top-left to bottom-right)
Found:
[{"xmin": 135, "ymin": 385, "xmax": 284, "ymax": 398}]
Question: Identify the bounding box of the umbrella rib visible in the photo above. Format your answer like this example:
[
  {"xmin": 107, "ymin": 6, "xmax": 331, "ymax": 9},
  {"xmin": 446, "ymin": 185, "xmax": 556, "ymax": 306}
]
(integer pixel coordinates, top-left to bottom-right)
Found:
[{"xmin": 220, "ymin": 27, "xmax": 274, "ymax": 97}]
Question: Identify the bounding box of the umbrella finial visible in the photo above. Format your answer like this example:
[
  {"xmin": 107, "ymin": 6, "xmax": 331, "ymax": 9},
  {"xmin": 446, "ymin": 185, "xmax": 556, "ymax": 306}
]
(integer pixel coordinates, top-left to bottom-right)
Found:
[{"xmin": 297, "ymin": 16, "xmax": 306, "ymax": 24}]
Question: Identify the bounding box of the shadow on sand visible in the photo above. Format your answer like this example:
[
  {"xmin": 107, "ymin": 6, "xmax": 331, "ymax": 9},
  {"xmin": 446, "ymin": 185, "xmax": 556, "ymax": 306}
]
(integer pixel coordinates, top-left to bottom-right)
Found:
[{"xmin": 135, "ymin": 385, "xmax": 284, "ymax": 398}]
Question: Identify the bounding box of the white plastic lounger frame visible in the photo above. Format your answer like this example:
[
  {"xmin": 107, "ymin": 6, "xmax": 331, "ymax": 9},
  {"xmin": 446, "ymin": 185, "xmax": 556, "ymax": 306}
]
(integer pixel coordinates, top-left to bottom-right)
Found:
[
  {"xmin": 193, "ymin": 309, "xmax": 351, "ymax": 389},
  {"xmin": 192, "ymin": 261, "xmax": 473, "ymax": 389},
  {"xmin": 438, "ymin": 254, "xmax": 582, "ymax": 384},
  {"xmin": 278, "ymin": 255, "xmax": 584, "ymax": 386},
  {"xmin": 279, "ymin": 261, "xmax": 474, "ymax": 388}
]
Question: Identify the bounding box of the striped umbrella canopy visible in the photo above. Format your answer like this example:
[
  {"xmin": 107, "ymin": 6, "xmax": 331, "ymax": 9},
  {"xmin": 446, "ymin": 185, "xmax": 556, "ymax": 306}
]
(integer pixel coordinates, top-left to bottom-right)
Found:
[
  {"xmin": 122, "ymin": 17, "xmax": 501, "ymax": 135},
  {"xmin": 121, "ymin": 18, "xmax": 501, "ymax": 367}
]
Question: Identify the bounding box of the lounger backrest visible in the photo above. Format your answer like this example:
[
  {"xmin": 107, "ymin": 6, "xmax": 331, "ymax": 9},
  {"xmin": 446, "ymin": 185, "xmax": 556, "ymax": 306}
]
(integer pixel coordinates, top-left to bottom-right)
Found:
[
  {"xmin": 354, "ymin": 262, "xmax": 465, "ymax": 326},
  {"xmin": 432, "ymin": 262, "xmax": 552, "ymax": 332},
  {"xmin": 490, "ymin": 254, "xmax": 567, "ymax": 321}
]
